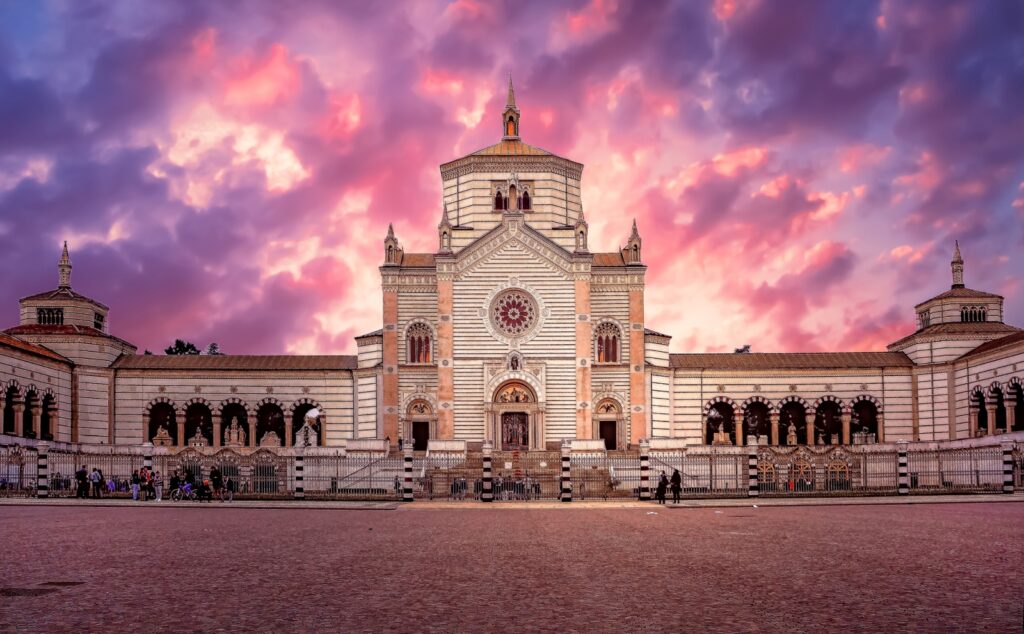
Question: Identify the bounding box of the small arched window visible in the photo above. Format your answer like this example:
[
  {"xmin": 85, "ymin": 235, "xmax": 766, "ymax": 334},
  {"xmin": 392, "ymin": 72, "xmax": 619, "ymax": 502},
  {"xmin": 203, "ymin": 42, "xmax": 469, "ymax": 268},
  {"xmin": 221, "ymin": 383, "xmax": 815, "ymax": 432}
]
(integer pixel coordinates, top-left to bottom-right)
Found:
[
  {"xmin": 595, "ymin": 322, "xmax": 622, "ymax": 364},
  {"xmin": 494, "ymin": 191, "xmax": 506, "ymax": 210},
  {"xmin": 506, "ymin": 117, "xmax": 516, "ymax": 136},
  {"xmin": 522, "ymin": 189, "xmax": 531, "ymax": 210},
  {"xmin": 406, "ymin": 323, "xmax": 433, "ymax": 364}
]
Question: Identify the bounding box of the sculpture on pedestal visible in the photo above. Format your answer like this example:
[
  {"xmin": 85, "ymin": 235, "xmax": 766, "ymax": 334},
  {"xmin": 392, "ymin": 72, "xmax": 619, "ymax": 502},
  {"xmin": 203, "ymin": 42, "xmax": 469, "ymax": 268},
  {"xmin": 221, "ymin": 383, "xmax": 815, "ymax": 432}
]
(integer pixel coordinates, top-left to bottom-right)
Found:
[{"xmin": 224, "ymin": 417, "xmax": 246, "ymax": 447}]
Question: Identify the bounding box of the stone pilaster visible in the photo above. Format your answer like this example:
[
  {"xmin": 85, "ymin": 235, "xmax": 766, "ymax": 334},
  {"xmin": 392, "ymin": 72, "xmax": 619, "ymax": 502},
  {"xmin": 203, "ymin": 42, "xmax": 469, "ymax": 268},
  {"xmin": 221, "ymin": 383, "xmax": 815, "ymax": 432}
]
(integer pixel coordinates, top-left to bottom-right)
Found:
[
  {"xmin": 12, "ymin": 402, "xmax": 24, "ymax": 437},
  {"xmin": 436, "ymin": 264, "xmax": 454, "ymax": 440},
  {"xmin": 770, "ymin": 411, "xmax": 780, "ymax": 446},
  {"xmin": 213, "ymin": 420, "xmax": 222, "ymax": 449},
  {"xmin": 574, "ymin": 264, "xmax": 592, "ymax": 439},
  {"xmin": 985, "ymin": 404, "xmax": 997, "ymax": 436},
  {"xmin": 968, "ymin": 406, "xmax": 978, "ymax": 438},
  {"xmin": 30, "ymin": 408, "xmax": 41, "ymax": 438},
  {"xmin": 382, "ymin": 287, "xmax": 399, "ymax": 445},
  {"xmin": 804, "ymin": 411, "xmax": 814, "ymax": 446},
  {"xmin": 628, "ymin": 284, "xmax": 646, "ymax": 445},
  {"xmin": 841, "ymin": 412, "xmax": 852, "ymax": 445},
  {"xmin": 1006, "ymin": 403, "xmax": 1017, "ymax": 434}
]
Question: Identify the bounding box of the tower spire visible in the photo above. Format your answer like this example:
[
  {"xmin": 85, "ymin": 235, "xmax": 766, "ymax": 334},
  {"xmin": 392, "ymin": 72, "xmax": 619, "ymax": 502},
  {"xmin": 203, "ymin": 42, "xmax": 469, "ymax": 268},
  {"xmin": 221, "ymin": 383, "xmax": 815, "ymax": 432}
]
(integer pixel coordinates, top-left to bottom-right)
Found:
[
  {"xmin": 58, "ymin": 241, "xmax": 72, "ymax": 288},
  {"xmin": 501, "ymin": 74, "xmax": 521, "ymax": 140},
  {"xmin": 951, "ymin": 240, "xmax": 964, "ymax": 288},
  {"xmin": 438, "ymin": 203, "xmax": 453, "ymax": 254}
]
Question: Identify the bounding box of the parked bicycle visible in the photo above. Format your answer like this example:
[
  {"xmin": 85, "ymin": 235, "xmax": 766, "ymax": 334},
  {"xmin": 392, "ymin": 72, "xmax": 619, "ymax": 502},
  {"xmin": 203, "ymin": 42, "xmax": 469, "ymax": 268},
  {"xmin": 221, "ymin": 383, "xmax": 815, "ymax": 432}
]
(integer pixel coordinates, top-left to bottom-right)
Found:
[{"xmin": 170, "ymin": 482, "xmax": 197, "ymax": 502}]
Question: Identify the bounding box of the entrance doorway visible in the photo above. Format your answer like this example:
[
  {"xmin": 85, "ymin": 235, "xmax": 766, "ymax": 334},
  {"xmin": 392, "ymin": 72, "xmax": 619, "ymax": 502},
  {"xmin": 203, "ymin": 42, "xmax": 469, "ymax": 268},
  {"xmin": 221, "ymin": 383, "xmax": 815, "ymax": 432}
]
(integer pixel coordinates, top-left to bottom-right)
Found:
[
  {"xmin": 599, "ymin": 420, "xmax": 617, "ymax": 450},
  {"xmin": 412, "ymin": 420, "xmax": 430, "ymax": 451},
  {"xmin": 501, "ymin": 412, "xmax": 529, "ymax": 451}
]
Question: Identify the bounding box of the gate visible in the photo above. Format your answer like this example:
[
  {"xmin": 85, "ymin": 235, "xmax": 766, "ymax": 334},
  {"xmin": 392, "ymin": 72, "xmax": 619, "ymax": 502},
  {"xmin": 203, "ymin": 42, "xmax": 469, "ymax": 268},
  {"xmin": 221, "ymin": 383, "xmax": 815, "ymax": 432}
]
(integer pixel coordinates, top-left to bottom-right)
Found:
[
  {"xmin": 0, "ymin": 444, "xmax": 36, "ymax": 497},
  {"xmin": 490, "ymin": 450, "xmax": 560, "ymax": 500}
]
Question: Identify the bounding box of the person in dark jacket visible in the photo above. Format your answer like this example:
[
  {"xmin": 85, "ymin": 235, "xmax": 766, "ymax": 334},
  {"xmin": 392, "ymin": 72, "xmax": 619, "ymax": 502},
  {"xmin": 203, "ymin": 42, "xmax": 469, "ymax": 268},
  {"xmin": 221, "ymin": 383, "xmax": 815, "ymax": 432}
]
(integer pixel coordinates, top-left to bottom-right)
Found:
[
  {"xmin": 655, "ymin": 471, "xmax": 669, "ymax": 505},
  {"xmin": 670, "ymin": 469, "xmax": 682, "ymax": 504}
]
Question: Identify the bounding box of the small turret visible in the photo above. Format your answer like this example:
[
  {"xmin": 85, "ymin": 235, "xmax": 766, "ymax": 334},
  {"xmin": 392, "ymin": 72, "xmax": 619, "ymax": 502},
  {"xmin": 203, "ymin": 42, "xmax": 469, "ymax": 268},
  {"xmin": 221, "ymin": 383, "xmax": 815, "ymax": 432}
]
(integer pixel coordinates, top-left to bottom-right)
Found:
[
  {"xmin": 383, "ymin": 224, "xmax": 403, "ymax": 265},
  {"xmin": 574, "ymin": 210, "xmax": 589, "ymax": 253},
  {"xmin": 58, "ymin": 241, "xmax": 72, "ymax": 288},
  {"xmin": 438, "ymin": 204, "xmax": 453, "ymax": 254},
  {"xmin": 622, "ymin": 219, "xmax": 642, "ymax": 264},
  {"xmin": 951, "ymin": 240, "xmax": 964, "ymax": 288}
]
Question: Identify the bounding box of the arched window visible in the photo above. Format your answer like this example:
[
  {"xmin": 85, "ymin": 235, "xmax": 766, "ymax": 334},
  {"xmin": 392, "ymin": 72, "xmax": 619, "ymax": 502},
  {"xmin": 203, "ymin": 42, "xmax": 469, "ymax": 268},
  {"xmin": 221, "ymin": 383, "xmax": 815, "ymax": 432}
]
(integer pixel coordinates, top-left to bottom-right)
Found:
[
  {"xmin": 506, "ymin": 117, "xmax": 516, "ymax": 136},
  {"xmin": 522, "ymin": 189, "xmax": 531, "ymax": 210},
  {"xmin": 494, "ymin": 191, "xmax": 506, "ymax": 210},
  {"xmin": 406, "ymin": 323, "xmax": 433, "ymax": 364},
  {"xmin": 594, "ymin": 322, "xmax": 621, "ymax": 364}
]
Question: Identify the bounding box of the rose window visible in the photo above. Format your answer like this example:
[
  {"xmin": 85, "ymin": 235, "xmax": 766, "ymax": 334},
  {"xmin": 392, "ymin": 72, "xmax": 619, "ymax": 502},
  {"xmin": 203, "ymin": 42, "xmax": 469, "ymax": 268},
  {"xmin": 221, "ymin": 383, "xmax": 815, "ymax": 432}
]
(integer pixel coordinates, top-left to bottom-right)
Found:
[{"xmin": 491, "ymin": 290, "xmax": 538, "ymax": 337}]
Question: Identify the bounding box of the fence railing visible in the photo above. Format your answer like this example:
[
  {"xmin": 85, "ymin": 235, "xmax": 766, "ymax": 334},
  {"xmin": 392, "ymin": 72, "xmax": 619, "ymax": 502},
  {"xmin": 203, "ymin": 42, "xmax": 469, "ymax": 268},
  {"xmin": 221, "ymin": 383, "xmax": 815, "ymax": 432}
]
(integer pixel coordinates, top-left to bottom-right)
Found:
[{"xmin": 1, "ymin": 434, "xmax": 1021, "ymax": 502}]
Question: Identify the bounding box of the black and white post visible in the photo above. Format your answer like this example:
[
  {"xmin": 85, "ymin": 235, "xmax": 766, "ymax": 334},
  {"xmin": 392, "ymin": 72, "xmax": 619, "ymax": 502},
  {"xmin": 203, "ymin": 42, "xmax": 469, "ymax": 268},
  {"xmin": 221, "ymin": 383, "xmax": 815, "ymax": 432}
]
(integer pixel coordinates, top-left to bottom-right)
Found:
[
  {"xmin": 294, "ymin": 450, "xmax": 304, "ymax": 500},
  {"xmin": 747, "ymin": 442, "xmax": 759, "ymax": 498},
  {"xmin": 143, "ymin": 442, "xmax": 153, "ymax": 475},
  {"xmin": 403, "ymin": 444, "xmax": 414, "ymax": 502},
  {"xmin": 639, "ymin": 438, "xmax": 651, "ymax": 501},
  {"xmin": 1002, "ymin": 441, "xmax": 1014, "ymax": 494},
  {"xmin": 36, "ymin": 442, "xmax": 49, "ymax": 499},
  {"xmin": 481, "ymin": 441, "xmax": 493, "ymax": 502},
  {"xmin": 897, "ymin": 440, "xmax": 909, "ymax": 496},
  {"xmin": 560, "ymin": 440, "xmax": 572, "ymax": 502}
]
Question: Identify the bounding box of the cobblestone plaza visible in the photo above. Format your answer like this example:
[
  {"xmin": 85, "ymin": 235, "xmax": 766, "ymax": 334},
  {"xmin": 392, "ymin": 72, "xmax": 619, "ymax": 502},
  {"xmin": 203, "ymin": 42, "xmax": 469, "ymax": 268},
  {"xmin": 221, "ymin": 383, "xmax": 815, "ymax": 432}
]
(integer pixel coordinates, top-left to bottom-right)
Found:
[{"xmin": 2, "ymin": 502, "xmax": 1021, "ymax": 632}]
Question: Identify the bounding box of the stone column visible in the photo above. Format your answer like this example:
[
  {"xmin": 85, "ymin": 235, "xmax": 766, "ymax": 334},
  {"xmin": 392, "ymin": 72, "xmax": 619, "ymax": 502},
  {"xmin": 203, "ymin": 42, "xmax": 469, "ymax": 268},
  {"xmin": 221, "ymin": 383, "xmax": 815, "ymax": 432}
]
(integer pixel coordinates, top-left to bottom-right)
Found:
[
  {"xmin": 248, "ymin": 421, "xmax": 256, "ymax": 448},
  {"xmin": 36, "ymin": 442, "xmax": 49, "ymax": 498},
  {"xmin": 770, "ymin": 412, "xmax": 780, "ymax": 446},
  {"xmin": 176, "ymin": 421, "xmax": 185, "ymax": 448},
  {"xmin": 382, "ymin": 285, "xmax": 400, "ymax": 445},
  {"xmin": 213, "ymin": 419, "xmax": 222, "ymax": 449},
  {"xmin": 639, "ymin": 438, "xmax": 651, "ymax": 500},
  {"xmin": 733, "ymin": 414, "xmax": 743, "ymax": 447},
  {"xmin": 30, "ymin": 409, "xmax": 41, "ymax": 438},
  {"xmin": 481, "ymin": 441, "xmax": 493, "ymax": 502},
  {"xmin": 628, "ymin": 285, "xmax": 647, "ymax": 445},
  {"xmin": 12, "ymin": 402, "xmax": 24, "ymax": 437},
  {"xmin": 436, "ymin": 267, "xmax": 454, "ymax": 440},
  {"xmin": 841, "ymin": 412, "xmax": 852, "ymax": 445},
  {"xmin": 1005, "ymin": 403, "xmax": 1017, "ymax": 434},
  {"xmin": 804, "ymin": 412, "xmax": 814, "ymax": 446},
  {"xmin": 877, "ymin": 413, "xmax": 885, "ymax": 443},
  {"xmin": 285, "ymin": 420, "xmax": 293, "ymax": 448},
  {"xmin": 574, "ymin": 268, "xmax": 592, "ymax": 440},
  {"xmin": 968, "ymin": 406, "xmax": 978, "ymax": 438},
  {"xmin": 985, "ymin": 404, "xmax": 997, "ymax": 436}
]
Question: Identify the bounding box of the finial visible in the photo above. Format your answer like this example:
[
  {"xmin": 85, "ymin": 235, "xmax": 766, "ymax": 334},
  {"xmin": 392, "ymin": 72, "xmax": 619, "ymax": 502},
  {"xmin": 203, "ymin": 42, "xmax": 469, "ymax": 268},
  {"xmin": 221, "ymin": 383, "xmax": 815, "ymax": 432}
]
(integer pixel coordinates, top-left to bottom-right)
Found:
[
  {"xmin": 386, "ymin": 223, "xmax": 395, "ymax": 239},
  {"xmin": 439, "ymin": 203, "xmax": 452, "ymax": 228},
  {"xmin": 58, "ymin": 241, "xmax": 72, "ymax": 288},
  {"xmin": 952, "ymin": 240, "xmax": 962, "ymax": 263},
  {"xmin": 507, "ymin": 73, "xmax": 516, "ymax": 108}
]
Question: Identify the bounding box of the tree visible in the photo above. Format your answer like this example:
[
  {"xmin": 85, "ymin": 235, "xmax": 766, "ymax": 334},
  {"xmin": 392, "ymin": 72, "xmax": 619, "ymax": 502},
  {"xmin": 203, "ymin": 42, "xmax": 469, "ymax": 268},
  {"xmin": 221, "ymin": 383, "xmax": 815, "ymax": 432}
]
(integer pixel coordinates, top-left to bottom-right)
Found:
[
  {"xmin": 733, "ymin": 344, "xmax": 751, "ymax": 354},
  {"xmin": 165, "ymin": 339, "xmax": 201, "ymax": 355},
  {"xmin": 205, "ymin": 343, "xmax": 223, "ymax": 355}
]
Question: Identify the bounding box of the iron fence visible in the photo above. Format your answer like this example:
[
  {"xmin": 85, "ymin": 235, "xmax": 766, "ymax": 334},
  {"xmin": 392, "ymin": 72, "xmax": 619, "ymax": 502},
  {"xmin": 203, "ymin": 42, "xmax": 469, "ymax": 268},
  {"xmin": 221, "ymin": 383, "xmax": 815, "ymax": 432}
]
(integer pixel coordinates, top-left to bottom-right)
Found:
[
  {"xmin": 0, "ymin": 444, "xmax": 36, "ymax": 497},
  {"xmin": 489, "ymin": 450, "xmax": 561, "ymax": 500},
  {"xmin": 650, "ymin": 450, "xmax": 747, "ymax": 498},
  {"xmin": 756, "ymin": 447, "xmax": 899, "ymax": 496},
  {"xmin": 411, "ymin": 452, "xmax": 477, "ymax": 501},
  {"xmin": 906, "ymin": 447, "xmax": 1004, "ymax": 493}
]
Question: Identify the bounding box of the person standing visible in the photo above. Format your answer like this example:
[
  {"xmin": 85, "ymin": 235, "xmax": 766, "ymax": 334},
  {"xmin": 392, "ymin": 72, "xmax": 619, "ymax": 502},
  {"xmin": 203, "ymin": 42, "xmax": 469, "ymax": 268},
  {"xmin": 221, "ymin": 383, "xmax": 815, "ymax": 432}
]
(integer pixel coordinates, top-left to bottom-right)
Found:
[
  {"xmin": 75, "ymin": 465, "xmax": 88, "ymax": 499},
  {"xmin": 130, "ymin": 470, "xmax": 140, "ymax": 501},
  {"xmin": 210, "ymin": 466, "xmax": 223, "ymax": 501},
  {"xmin": 656, "ymin": 471, "xmax": 668, "ymax": 505},
  {"xmin": 153, "ymin": 471, "xmax": 163, "ymax": 502},
  {"xmin": 670, "ymin": 469, "xmax": 682, "ymax": 504},
  {"xmin": 89, "ymin": 468, "xmax": 101, "ymax": 499},
  {"xmin": 225, "ymin": 476, "xmax": 235, "ymax": 502}
]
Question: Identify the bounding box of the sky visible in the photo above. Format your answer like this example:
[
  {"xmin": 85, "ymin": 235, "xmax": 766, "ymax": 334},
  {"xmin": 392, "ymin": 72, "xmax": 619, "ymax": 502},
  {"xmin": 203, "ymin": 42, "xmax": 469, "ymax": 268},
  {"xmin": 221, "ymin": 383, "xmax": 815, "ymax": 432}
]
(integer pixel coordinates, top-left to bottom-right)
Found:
[{"xmin": 0, "ymin": 0, "xmax": 1021, "ymax": 355}]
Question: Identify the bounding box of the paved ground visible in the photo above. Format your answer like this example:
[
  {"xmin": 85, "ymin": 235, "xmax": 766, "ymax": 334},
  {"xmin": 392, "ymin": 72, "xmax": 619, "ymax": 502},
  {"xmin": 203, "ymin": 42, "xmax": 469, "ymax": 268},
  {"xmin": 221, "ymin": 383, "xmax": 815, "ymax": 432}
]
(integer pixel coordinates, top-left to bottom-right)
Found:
[{"xmin": 1, "ymin": 503, "xmax": 1021, "ymax": 632}]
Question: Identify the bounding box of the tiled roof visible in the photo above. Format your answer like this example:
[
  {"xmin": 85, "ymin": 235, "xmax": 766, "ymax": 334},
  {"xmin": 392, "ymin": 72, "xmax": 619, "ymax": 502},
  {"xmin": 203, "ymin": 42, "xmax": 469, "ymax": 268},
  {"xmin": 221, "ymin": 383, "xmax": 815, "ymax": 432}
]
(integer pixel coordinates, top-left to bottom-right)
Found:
[
  {"xmin": 4, "ymin": 324, "xmax": 136, "ymax": 349},
  {"xmin": 669, "ymin": 352, "xmax": 913, "ymax": 370},
  {"xmin": 593, "ymin": 252, "xmax": 625, "ymax": 266},
  {"xmin": 644, "ymin": 328, "xmax": 672, "ymax": 339},
  {"xmin": 470, "ymin": 139, "xmax": 553, "ymax": 157},
  {"xmin": 957, "ymin": 331, "xmax": 1024, "ymax": 361},
  {"xmin": 112, "ymin": 355, "xmax": 358, "ymax": 371},
  {"xmin": 355, "ymin": 329, "xmax": 383, "ymax": 339},
  {"xmin": 887, "ymin": 321, "xmax": 1020, "ymax": 349},
  {"xmin": 400, "ymin": 253, "xmax": 436, "ymax": 267},
  {"xmin": 20, "ymin": 287, "xmax": 108, "ymax": 310},
  {"xmin": 915, "ymin": 286, "xmax": 1002, "ymax": 308},
  {"xmin": 0, "ymin": 334, "xmax": 71, "ymax": 364}
]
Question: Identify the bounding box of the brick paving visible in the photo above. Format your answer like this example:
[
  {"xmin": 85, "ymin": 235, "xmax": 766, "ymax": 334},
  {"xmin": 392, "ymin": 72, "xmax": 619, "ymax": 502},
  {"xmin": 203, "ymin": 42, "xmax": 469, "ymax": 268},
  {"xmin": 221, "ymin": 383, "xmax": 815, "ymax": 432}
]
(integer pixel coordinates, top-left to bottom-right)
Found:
[{"xmin": 1, "ymin": 503, "xmax": 1021, "ymax": 632}]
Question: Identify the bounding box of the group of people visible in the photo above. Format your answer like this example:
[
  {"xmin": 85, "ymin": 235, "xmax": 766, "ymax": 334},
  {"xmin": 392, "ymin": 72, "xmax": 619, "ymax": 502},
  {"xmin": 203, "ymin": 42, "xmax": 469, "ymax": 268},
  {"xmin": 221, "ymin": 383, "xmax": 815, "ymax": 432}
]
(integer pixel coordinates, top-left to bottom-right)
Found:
[
  {"xmin": 73, "ymin": 465, "xmax": 110, "ymax": 498},
  {"xmin": 655, "ymin": 469, "xmax": 682, "ymax": 504},
  {"xmin": 169, "ymin": 467, "xmax": 236, "ymax": 502},
  {"xmin": 129, "ymin": 467, "xmax": 163, "ymax": 501}
]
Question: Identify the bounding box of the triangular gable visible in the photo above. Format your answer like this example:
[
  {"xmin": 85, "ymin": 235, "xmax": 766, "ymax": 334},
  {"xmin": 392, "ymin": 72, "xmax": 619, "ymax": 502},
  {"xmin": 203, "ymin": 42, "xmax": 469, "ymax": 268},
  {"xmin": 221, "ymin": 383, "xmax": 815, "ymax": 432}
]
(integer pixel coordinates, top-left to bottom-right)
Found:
[{"xmin": 454, "ymin": 216, "xmax": 573, "ymax": 280}]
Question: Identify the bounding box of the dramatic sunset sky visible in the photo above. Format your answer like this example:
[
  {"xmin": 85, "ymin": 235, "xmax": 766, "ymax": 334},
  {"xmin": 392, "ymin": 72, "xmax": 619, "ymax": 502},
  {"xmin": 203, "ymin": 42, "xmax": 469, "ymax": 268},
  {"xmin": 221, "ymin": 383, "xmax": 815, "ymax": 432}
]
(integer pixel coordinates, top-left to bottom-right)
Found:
[{"xmin": 0, "ymin": 0, "xmax": 1021, "ymax": 355}]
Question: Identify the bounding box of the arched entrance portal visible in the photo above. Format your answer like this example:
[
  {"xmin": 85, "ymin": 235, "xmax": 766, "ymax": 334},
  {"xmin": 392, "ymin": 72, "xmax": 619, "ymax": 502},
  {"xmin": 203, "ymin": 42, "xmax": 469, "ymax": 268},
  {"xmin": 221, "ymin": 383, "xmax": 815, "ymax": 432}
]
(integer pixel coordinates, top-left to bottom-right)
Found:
[
  {"xmin": 487, "ymin": 382, "xmax": 543, "ymax": 451},
  {"xmin": 404, "ymin": 400, "xmax": 436, "ymax": 452},
  {"xmin": 593, "ymin": 399, "xmax": 623, "ymax": 450}
]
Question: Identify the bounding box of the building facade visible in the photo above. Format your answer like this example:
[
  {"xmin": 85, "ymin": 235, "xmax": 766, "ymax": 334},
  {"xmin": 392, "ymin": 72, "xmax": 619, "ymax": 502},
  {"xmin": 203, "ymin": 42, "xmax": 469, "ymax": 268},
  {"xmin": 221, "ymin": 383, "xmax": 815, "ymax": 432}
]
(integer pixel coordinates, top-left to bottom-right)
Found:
[{"xmin": 3, "ymin": 82, "xmax": 1023, "ymax": 452}]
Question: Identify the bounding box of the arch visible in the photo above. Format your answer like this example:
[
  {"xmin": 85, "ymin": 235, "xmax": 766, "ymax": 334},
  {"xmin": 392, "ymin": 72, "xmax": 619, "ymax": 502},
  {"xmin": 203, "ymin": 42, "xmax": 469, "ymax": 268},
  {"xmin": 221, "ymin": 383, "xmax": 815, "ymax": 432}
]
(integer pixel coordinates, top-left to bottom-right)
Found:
[
  {"xmin": 146, "ymin": 398, "xmax": 177, "ymax": 445},
  {"xmin": 508, "ymin": 184, "xmax": 518, "ymax": 210},
  {"xmin": 988, "ymin": 383, "xmax": 1007, "ymax": 433},
  {"xmin": 778, "ymin": 397, "xmax": 809, "ymax": 445},
  {"xmin": 291, "ymin": 398, "xmax": 325, "ymax": 446},
  {"xmin": 741, "ymin": 397, "xmax": 773, "ymax": 444},
  {"xmin": 404, "ymin": 320, "xmax": 434, "ymax": 365},
  {"xmin": 255, "ymin": 399, "xmax": 286, "ymax": 447},
  {"xmin": 705, "ymin": 398, "xmax": 736, "ymax": 445},
  {"xmin": 1007, "ymin": 378, "xmax": 1024, "ymax": 432},
  {"xmin": 594, "ymin": 397, "xmax": 623, "ymax": 415},
  {"xmin": 521, "ymin": 188, "xmax": 531, "ymax": 211},
  {"xmin": 594, "ymin": 320, "xmax": 622, "ymax": 364},
  {"xmin": 847, "ymin": 394, "xmax": 883, "ymax": 415},
  {"xmin": 506, "ymin": 116, "xmax": 516, "ymax": 137},
  {"xmin": 219, "ymin": 398, "xmax": 251, "ymax": 446},
  {"xmin": 814, "ymin": 398, "xmax": 844, "ymax": 446},
  {"xmin": 2, "ymin": 381, "xmax": 21, "ymax": 435},
  {"xmin": 183, "ymin": 399, "xmax": 213, "ymax": 446},
  {"xmin": 850, "ymin": 397, "xmax": 880, "ymax": 442},
  {"xmin": 40, "ymin": 392, "xmax": 56, "ymax": 441},
  {"xmin": 485, "ymin": 367, "xmax": 545, "ymax": 404},
  {"xmin": 812, "ymin": 394, "xmax": 848, "ymax": 414},
  {"xmin": 494, "ymin": 190, "xmax": 505, "ymax": 210},
  {"xmin": 493, "ymin": 381, "xmax": 535, "ymax": 404},
  {"xmin": 970, "ymin": 387, "xmax": 987, "ymax": 437}
]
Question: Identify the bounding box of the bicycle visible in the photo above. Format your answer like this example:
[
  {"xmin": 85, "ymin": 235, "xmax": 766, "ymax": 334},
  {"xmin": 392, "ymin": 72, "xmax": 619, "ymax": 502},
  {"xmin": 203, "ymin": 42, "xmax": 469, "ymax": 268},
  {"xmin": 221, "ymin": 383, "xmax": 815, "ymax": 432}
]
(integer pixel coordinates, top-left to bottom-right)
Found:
[{"xmin": 170, "ymin": 483, "xmax": 197, "ymax": 502}]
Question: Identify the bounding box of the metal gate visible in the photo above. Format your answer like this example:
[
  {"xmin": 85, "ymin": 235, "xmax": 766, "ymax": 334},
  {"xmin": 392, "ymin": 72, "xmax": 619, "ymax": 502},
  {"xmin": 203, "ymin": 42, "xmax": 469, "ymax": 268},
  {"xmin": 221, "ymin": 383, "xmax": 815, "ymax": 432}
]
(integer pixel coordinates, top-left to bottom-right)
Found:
[{"xmin": 490, "ymin": 450, "xmax": 560, "ymax": 500}]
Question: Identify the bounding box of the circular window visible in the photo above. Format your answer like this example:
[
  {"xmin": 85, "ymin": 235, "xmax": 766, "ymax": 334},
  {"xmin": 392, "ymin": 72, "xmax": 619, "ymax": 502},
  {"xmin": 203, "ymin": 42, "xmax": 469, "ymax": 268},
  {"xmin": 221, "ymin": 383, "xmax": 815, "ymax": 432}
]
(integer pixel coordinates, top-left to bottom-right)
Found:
[{"xmin": 491, "ymin": 289, "xmax": 538, "ymax": 337}]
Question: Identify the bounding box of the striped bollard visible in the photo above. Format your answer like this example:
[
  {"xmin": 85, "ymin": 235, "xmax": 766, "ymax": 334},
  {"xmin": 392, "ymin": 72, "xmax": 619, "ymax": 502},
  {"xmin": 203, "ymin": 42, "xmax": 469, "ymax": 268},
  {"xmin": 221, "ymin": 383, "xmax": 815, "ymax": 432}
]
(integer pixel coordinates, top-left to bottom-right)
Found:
[
  {"xmin": 560, "ymin": 441, "xmax": 572, "ymax": 502},
  {"xmin": 294, "ymin": 451, "xmax": 304, "ymax": 500},
  {"xmin": 481, "ymin": 441, "xmax": 493, "ymax": 502},
  {"xmin": 1002, "ymin": 442, "xmax": 1014, "ymax": 494},
  {"xmin": 143, "ymin": 442, "xmax": 153, "ymax": 474},
  {"xmin": 36, "ymin": 442, "xmax": 49, "ymax": 498},
  {"xmin": 403, "ymin": 445, "xmax": 414, "ymax": 502},
  {"xmin": 747, "ymin": 442, "xmax": 759, "ymax": 498},
  {"xmin": 639, "ymin": 439, "xmax": 651, "ymax": 500},
  {"xmin": 897, "ymin": 440, "xmax": 909, "ymax": 496}
]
